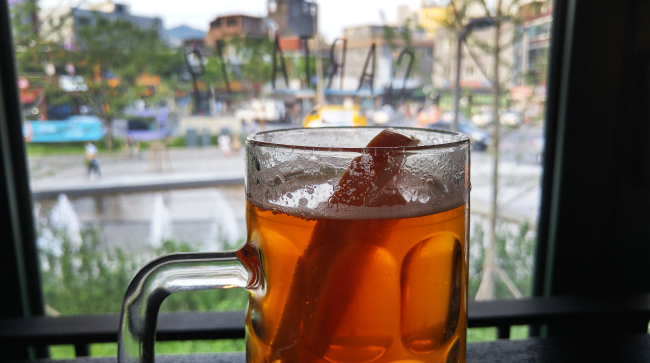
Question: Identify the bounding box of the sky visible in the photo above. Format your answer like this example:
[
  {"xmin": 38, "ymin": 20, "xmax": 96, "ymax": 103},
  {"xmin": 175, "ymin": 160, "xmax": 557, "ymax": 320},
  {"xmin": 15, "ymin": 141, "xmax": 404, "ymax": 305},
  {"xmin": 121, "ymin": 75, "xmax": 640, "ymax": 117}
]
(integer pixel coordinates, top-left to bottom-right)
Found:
[{"xmin": 41, "ymin": 0, "xmax": 425, "ymax": 41}]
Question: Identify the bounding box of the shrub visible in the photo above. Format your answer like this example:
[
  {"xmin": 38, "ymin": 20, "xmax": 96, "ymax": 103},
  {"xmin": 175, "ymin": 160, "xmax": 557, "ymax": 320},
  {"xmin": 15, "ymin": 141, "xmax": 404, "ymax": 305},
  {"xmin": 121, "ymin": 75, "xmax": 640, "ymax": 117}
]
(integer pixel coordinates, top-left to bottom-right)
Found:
[
  {"xmin": 468, "ymin": 217, "xmax": 537, "ymax": 300},
  {"xmin": 40, "ymin": 226, "xmax": 247, "ymax": 316}
]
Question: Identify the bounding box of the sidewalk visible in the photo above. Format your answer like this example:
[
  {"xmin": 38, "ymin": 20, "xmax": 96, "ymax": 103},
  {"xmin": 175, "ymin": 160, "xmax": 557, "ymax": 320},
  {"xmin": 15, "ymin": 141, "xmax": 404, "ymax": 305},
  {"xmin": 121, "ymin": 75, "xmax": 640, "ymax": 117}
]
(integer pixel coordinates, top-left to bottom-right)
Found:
[{"xmin": 29, "ymin": 146, "xmax": 246, "ymax": 200}]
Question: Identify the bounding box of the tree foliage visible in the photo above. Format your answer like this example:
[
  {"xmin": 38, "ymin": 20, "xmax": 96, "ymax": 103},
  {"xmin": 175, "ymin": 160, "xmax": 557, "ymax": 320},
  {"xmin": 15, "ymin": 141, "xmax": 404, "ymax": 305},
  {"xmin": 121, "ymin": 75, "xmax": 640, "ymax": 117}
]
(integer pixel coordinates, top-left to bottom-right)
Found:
[
  {"xmin": 440, "ymin": 0, "xmax": 550, "ymax": 300},
  {"xmin": 10, "ymin": 0, "xmax": 77, "ymax": 118},
  {"xmin": 204, "ymin": 36, "xmax": 275, "ymax": 94},
  {"xmin": 11, "ymin": 1, "xmax": 185, "ymax": 126},
  {"xmin": 469, "ymin": 219, "xmax": 536, "ymax": 300},
  {"xmin": 228, "ymin": 36, "xmax": 274, "ymax": 86},
  {"xmin": 73, "ymin": 16, "xmax": 177, "ymax": 120}
]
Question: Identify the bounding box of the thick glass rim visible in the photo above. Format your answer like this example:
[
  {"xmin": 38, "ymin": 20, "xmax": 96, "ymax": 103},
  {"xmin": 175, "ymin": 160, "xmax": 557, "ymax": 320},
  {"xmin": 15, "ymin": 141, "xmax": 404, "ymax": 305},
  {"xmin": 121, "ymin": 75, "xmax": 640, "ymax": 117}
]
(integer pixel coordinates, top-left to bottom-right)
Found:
[{"xmin": 246, "ymin": 126, "xmax": 470, "ymax": 152}]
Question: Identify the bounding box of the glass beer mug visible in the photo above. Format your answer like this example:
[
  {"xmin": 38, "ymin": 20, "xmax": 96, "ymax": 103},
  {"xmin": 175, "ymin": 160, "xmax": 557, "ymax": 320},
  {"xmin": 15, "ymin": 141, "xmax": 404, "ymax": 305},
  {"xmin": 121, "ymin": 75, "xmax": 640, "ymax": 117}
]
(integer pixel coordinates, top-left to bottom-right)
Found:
[{"xmin": 118, "ymin": 127, "xmax": 470, "ymax": 363}]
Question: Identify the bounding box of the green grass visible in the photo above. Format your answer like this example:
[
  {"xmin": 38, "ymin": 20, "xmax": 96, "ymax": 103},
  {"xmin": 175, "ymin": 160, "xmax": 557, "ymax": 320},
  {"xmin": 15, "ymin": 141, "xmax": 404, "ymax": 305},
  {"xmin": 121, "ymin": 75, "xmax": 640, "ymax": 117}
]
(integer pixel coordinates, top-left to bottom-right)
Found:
[
  {"xmin": 467, "ymin": 327, "xmax": 497, "ymax": 342},
  {"xmin": 27, "ymin": 143, "xmax": 87, "ymax": 156},
  {"xmin": 49, "ymin": 345, "xmax": 76, "ymax": 359},
  {"xmin": 510, "ymin": 325, "xmax": 530, "ymax": 340},
  {"xmin": 49, "ymin": 340, "xmax": 245, "ymax": 359},
  {"xmin": 155, "ymin": 340, "xmax": 245, "ymax": 355},
  {"xmin": 26, "ymin": 132, "xmax": 241, "ymax": 156},
  {"xmin": 26, "ymin": 143, "xmax": 126, "ymax": 156},
  {"xmin": 25, "ymin": 137, "xmax": 129, "ymax": 156},
  {"xmin": 467, "ymin": 325, "xmax": 530, "ymax": 342},
  {"xmin": 48, "ymin": 327, "xmax": 530, "ymax": 359}
]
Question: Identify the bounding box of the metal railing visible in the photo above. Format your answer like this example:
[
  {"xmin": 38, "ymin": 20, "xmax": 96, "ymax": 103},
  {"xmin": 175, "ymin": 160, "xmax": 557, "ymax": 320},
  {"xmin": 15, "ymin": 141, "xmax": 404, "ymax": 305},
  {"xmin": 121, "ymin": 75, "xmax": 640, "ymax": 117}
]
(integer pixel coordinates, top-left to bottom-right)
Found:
[{"xmin": 2, "ymin": 295, "xmax": 650, "ymax": 358}]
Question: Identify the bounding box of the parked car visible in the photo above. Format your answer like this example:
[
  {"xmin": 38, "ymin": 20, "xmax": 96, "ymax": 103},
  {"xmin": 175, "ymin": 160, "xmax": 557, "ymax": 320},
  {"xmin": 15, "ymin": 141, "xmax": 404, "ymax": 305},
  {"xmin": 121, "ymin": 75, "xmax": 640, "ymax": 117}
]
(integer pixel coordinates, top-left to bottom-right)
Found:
[
  {"xmin": 471, "ymin": 110, "xmax": 493, "ymax": 127},
  {"xmin": 472, "ymin": 110, "xmax": 523, "ymax": 127},
  {"xmin": 303, "ymin": 105, "xmax": 368, "ymax": 128},
  {"xmin": 235, "ymin": 99, "xmax": 288, "ymax": 125},
  {"xmin": 501, "ymin": 111, "xmax": 523, "ymax": 127},
  {"xmin": 440, "ymin": 110, "xmax": 471, "ymax": 124},
  {"xmin": 417, "ymin": 105, "xmax": 442, "ymax": 126},
  {"xmin": 428, "ymin": 121, "xmax": 492, "ymax": 152}
]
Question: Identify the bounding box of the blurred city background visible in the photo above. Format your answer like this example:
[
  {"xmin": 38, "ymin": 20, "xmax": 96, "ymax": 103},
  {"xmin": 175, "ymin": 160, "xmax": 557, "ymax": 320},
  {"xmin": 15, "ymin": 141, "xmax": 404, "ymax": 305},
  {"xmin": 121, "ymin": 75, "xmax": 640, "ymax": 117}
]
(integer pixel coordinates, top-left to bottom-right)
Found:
[{"xmin": 9, "ymin": 0, "xmax": 551, "ymax": 357}]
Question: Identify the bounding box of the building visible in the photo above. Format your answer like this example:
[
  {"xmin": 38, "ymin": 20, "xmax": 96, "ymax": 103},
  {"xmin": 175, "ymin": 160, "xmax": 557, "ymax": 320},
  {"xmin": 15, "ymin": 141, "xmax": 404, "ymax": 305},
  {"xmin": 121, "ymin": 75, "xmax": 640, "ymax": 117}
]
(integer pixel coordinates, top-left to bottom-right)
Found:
[
  {"xmin": 430, "ymin": 0, "xmax": 551, "ymax": 118},
  {"xmin": 40, "ymin": 1, "xmax": 165, "ymax": 47},
  {"xmin": 519, "ymin": 8, "xmax": 552, "ymax": 81},
  {"xmin": 266, "ymin": 0, "xmax": 318, "ymax": 60},
  {"xmin": 267, "ymin": 0, "xmax": 289, "ymax": 37},
  {"xmin": 431, "ymin": 22, "xmax": 516, "ymax": 96},
  {"xmin": 510, "ymin": 0, "xmax": 553, "ymax": 120},
  {"xmin": 204, "ymin": 15, "xmax": 267, "ymax": 47},
  {"xmin": 267, "ymin": 0, "xmax": 317, "ymax": 39},
  {"xmin": 330, "ymin": 25, "xmax": 434, "ymax": 94},
  {"xmin": 397, "ymin": 5, "xmax": 419, "ymax": 27}
]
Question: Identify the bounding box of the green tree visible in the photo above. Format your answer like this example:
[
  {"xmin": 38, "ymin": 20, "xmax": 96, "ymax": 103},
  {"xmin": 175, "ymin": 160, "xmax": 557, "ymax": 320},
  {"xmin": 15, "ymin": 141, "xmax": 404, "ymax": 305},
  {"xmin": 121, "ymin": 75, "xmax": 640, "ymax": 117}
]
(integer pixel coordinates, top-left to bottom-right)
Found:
[
  {"xmin": 10, "ymin": 0, "xmax": 76, "ymax": 119},
  {"xmin": 204, "ymin": 36, "xmax": 275, "ymax": 96},
  {"xmin": 11, "ymin": 2, "xmax": 184, "ymax": 134},
  {"xmin": 285, "ymin": 55, "xmax": 316, "ymax": 89},
  {"xmin": 204, "ymin": 53, "xmax": 230, "ymax": 91},
  {"xmin": 443, "ymin": 0, "xmax": 551, "ymax": 300},
  {"xmin": 73, "ymin": 15, "xmax": 172, "ymax": 147},
  {"xmin": 229, "ymin": 36, "xmax": 274, "ymax": 88}
]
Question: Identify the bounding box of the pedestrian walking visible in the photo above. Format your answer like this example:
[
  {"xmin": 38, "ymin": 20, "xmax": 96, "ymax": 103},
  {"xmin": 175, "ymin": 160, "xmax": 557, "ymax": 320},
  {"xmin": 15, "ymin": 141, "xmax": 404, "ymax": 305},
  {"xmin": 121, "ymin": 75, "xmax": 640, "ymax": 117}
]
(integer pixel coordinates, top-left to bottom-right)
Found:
[
  {"xmin": 126, "ymin": 136, "xmax": 140, "ymax": 160},
  {"xmin": 85, "ymin": 141, "xmax": 101, "ymax": 179},
  {"xmin": 218, "ymin": 128, "xmax": 233, "ymax": 157}
]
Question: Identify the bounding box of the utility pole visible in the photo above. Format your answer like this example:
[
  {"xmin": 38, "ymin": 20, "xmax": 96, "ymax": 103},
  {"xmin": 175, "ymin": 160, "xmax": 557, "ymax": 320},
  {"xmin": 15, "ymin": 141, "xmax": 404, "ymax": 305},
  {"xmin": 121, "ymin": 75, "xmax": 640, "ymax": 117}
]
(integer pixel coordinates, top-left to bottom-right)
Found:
[
  {"xmin": 315, "ymin": 35, "xmax": 325, "ymax": 105},
  {"xmin": 453, "ymin": 32, "xmax": 463, "ymax": 132}
]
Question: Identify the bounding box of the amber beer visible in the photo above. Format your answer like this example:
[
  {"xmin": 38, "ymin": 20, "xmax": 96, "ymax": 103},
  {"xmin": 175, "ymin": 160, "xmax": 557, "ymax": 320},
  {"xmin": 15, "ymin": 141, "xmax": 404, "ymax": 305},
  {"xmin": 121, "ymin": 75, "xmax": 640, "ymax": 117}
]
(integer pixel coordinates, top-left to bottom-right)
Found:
[{"xmin": 245, "ymin": 201, "xmax": 467, "ymax": 363}]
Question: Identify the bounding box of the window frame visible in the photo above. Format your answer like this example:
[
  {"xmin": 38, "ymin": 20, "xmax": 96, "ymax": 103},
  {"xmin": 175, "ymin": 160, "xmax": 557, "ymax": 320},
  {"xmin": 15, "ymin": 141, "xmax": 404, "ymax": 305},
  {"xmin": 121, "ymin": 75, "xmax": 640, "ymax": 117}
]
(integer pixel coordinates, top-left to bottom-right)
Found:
[
  {"xmin": 0, "ymin": 0, "xmax": 45, "ymax": 358},
  {"xmin": 532, "ymin": 0, "xmax": 650, "ymax": 336},
  {"xmin": 2, "ymin": 0, "xmax": 650, "ymax": 358},
  {"xmin": 226, "ymin": 18, "xmax": 238, "ymax": 28}
]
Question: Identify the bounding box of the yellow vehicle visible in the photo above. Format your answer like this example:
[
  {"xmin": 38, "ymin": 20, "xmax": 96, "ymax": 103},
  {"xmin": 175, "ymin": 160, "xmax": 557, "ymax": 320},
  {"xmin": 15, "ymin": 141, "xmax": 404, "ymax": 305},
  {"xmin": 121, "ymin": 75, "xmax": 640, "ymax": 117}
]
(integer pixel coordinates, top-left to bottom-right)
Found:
[{"xmin": 302, "ymin": 105, "xmax": 368, "ymax": 128}]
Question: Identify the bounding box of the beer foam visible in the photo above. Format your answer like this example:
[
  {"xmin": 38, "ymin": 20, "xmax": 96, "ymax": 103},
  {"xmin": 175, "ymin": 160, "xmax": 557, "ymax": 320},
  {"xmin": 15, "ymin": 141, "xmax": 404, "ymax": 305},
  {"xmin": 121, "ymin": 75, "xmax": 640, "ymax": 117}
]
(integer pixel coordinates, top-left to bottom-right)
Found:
[
  {"xmin": 248, "ymin": 189, "xmax": 466, "ymax": 221},
  {"xmin": 246, "ymin": 128, "xmax": 469, "ymax": 220},
  {"xmin": 246, "ymin": 152, "xmax": 468, "ymax": 220}
]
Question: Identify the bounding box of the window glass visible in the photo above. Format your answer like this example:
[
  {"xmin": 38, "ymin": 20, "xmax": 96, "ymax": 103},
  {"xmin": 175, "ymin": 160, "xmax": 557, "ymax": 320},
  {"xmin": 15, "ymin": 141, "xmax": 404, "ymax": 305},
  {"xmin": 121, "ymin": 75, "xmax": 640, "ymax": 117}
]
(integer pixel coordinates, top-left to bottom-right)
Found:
[
  {"xmin": 539, "ymin": 22, "xmax": 550, "ymax": 37},
  {"xmin": 9, "ymin": 0, "xmax": 552, "ymax": 357}
]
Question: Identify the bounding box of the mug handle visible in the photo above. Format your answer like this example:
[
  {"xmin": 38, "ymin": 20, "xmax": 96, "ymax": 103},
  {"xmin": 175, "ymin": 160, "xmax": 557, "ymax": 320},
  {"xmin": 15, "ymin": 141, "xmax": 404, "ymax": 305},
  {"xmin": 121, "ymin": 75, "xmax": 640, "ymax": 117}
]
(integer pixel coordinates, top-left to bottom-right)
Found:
[{"xmin": 118, "ymin": 244, "xmax": 263, "ymax": 363}]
